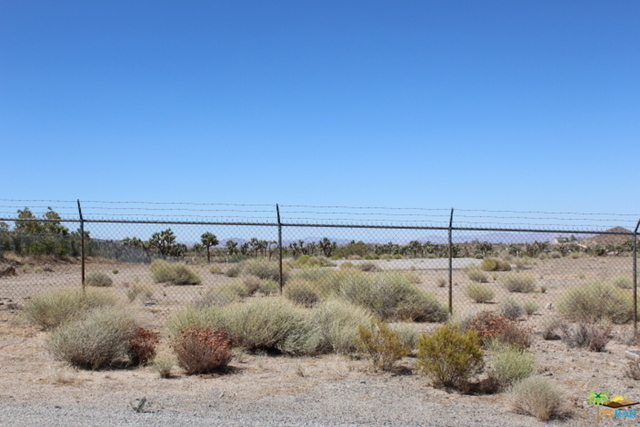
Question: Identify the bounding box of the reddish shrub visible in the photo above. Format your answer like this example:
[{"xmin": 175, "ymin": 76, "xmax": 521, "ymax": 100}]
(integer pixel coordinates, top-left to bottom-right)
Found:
[
  {"xmin": 129, "ymin": 327, "xmax": 160, "ymax": 366},
  {"xmin": 173, "ymin": 325, "xmax": 233, "ymax": 374},
  {"xmin": 467, "ymin": 310, "xmax": 532, "ymax": 349}
]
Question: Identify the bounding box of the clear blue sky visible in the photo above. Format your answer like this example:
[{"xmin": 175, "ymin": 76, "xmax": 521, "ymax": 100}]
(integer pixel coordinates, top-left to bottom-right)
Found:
[{"xmin": 1, "ymin": 1, "xmax": 638, "ymax": 214}]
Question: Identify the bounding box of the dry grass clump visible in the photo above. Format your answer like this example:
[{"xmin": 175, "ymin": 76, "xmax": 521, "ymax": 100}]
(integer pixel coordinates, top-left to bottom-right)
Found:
[
  {"xmin": 541, "ymin": 318, "xmax": 564, "ymax": 340},
  {"xmin": 283, "ymin": 278, "xmax": 322, "ymax": 307},
  {"xmin": 357, "ymin": 321, "xmax": 409, "ymax": 371},
  {"xmin": 86, "ymin": 271, "xmax": 113, "ymax": 287},
  {"xmin": 258, "ymin": 279, "xmax": 281, "ymax": 295},
  {"xmin": 392, "ymin": 323, "xmax": 420, "ymax": 351},
  {"xmin": 126, "ymin": 283, "xmax": 154, "ymax": 302},
  {"xmin": 465, "ymin": 283, "xmax": 495, "ymax": 303},
  {"xmin": 200, "ymin": 282, "xmax": 248, "ymax": 306},
  {"xmin": 172, "ymin": 325, "xmax": 233, "ymax": 374},
  {"xmin": 509, "ymin": 376, "xmax": 572, "ymax": 421},
  {"xmin": 560, "ymin": 323, "xmax": 612, "ymax": 352},
  {"xmin": 166, "ymin": 305, "xmax": 225, "ymax": 339},
  {"xmin": 241, "ymin": 275, "xmax": 262, "ymax": 295},
  {"xmin": 499, "ymin": 298, "xmax": 524, "ymax": 320},
  {"xmin": 24, "ymin": 288, "xmax": 119, "ymax": 330},
  {"xmin": 150, "ymin": 353, "xmax": 175, "ymax": 378},
  {"xmin": 464, "ymin": 266, "xmax": 489, "ymax": 283},
  {"xmin": 417, "ymin": 324, "xmax": 484, "ymax": 390},
  {"xmin": 611, "ymin": 274, "xmax": 633, "ymax": 289},
  {"xmin": 48, "ymin": 307, "xmax": 156, "ymax": 370},
  {"xmin": 500, "ymin": 273, "xmax": 536, "ymax": 293},
  {"xmin": 307, "ymin": 299, "xmax": 374, "ymax": 354},
  {"xmin": 480, "ymin": 257, "xmax": 511, "ymax": 272},
  {"xmin": 557, "ymin": 282, "xmax": 633, "ymax": 324},
  {"xmin": 523, "ymin": 301, "xmax": 540, "ymax": 316},
  {"xmin": 489, "ymin": 346, "xmax": 535, "ymax": 390},
  {"xmin": 150, "ymin": 260, "xmax": 201, "ymax": 285},
  {"xmin": 242, "ymin": 259, "xmax": 286, "ymax": 281}
]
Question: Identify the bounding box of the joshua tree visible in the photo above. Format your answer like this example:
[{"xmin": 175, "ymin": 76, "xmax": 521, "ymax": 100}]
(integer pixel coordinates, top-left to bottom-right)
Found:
[
  {"xmin": 148, "ymin": 228, "xmax": 182, "ymax": 258},
  {"xmin": 201, "ymin": 232, "xmax": 219, "ymax": 263},
  {"xmin": 225, "ymin": 240, "xmax": 238, "ymax": 256},
  {"xmin": 318, "ymin": 237, "xmax": 337, "ymax": 257}
]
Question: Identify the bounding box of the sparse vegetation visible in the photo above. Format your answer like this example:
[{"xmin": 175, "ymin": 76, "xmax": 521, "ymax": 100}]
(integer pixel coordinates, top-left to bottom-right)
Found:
[
  {"xmin": 523, "ymin": 301, "xmax": 540, "ymax": 316},
  {"xmin": 489, "ymin": 346, "xmax": 535, "ymax": 390},
  {"xmin": 307, "ymin": 299, "xmax": 374, "ymax": 355},
  {"xmin": 465, "ymin": 266, "xmax": 489, "ymax": 283},
  {"xmin": 126, "ymin": 283, "xmax": 154, "ymax": 302},
  {"xmin": 150, "ymin": 260, "xmax": 201, "ymax": 285},
  {"xmin": 611, "ymin": 274, "xmax": 633, "ymax": 289},
  {"xmin": 151, "ymin": 354, "xmax": 175, "ymax": 378},
  {"xmin": 86, "ymin": 271, "xmax": 113, "ymax": 287},
  {"xmin": 283, "ymin": 278, "xmax": 322, "ymax": 307},
  {"xmin": 200, "ymin": 282, "xmax": 248, "ymax": 306},
  {"xmin": 500, "ymin": 298, "xmax": 524, "ymax": 320},
  {"xmin": 509, "ymin": 376, "xmax": 571, "ymax": 421},
  {"xmin": 501, "ymin": 273, "xmax": 536, "ymax": 293},
  {"xmin": 560, "ymin": 323, "xmax": 612, "ymax": 352},
  {"xmin": 557, "ymin": 282, "xmax": 633, "ymax": 324},
  {"xmin": 480, "ymin": 257, "xmax": 511, "ymax": 272},
  {"xmin": 465, "ymin": 283, "xmax": 495, "ymax": 303}
]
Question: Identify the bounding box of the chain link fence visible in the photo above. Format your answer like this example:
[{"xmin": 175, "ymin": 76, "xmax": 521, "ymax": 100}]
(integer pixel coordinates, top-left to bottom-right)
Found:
[{"xmin": 1, "ymin": 200, "xmax": 639, "ymax": 329}]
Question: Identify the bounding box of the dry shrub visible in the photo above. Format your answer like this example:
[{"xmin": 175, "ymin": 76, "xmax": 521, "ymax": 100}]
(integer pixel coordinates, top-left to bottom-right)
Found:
[
  {"xmin": 560, "ymin": 323, "xmax": 612, "ymax": 352},
  {"xmin": 501, "ymin": 273, "xmax": 536, "ymax": 293},
  {"xmin": 126, "ymin": 283, "xmax": 154, "ymax": 302},
  {"xmin": 242, "ymin": 259, "xmax": 286, "ymax": 281},
  {"xmin": 201, "ymin": 282, "xmax": 248, "ymax": 306},
  {"xmin": 417, "ymin": 324, "xmax": 484, "ymax": 390},
  {"xmin": 466, "ymin": 283, "xmax": 495, "ymax": 303},
  {"xmin": 557, "ymin": 282, "xmax": 633, "ymax": 324},
  {"xmin": 523, "ymin": 301, "xmax": 540, "ymax": 316},
  {"xmin": 358, "ymin": 321, "xmax": 409, "ymax": 371},
  {"xmin": 625, "ymin": 360, "xmax": 640, "ymax": 380},
  {"xmin": 467, "ymin": 310, "xmax": 531, "ymax": 350},
  {"xmin": 86, "ymin": 271, "xmax": 113, "ymax": 287},
  {"xmin": 283, "ymin": 279, "xmax": 322, "ymax": 307},
  {"xmin": 129, "ymin": 327, "xmax": 160, "ymax": 365},
  {"xmin": 541, "ymin": 318, "xmax": 564, "ymax": 340},
  {"xmin": 258, "ymin": 279, "xmax": 280, "ymax": 295},
  {"xmin": 611, "ymin": 274, "xmax": 633, "ymax": 289},
  {"xmin": 307, "ymin": 299, "xmax": 373, "ymax": 355},
  {"xmin": 241, "ymin": 275, "xmax": 262, "ymax": 295},
  {"xmin": 465, "ymin": 266, "xmax": 489, "ymax": 283},
  {"xmin": 480, "ymin": 257, "xmax": 511, "ymax": 272},
  {"xmin": 150, "ymin": 260, "xmax": 201, "ymax": 285},
  {"xmin": 500, "ymin": 298, "xmax": 524, "ymax": 320},
  {"xmin": 509, "ymin": 376, "xmax": 572, "ymax": 421},
  {"xmin": 173, "ymin": 325, "xmax": 233, "ymax": 374},
  {"xmin": 489, "ymin": 346, "xmax": 535, "ymax": 390},
  {"xmin": 166, "ymin": 306, "xmax": 225, "ymax": 339},
  {"xmin": 359, "ymin": 262, "xmax": 381, "ymax": 272},
  {"xmin": 151, "ymin": 354, "xmax": 175, "ymax": 378},
  {"xmin": 24, "ymin": 288, "xmax": 119, "ymax": 330},
  {"xmin": 436, "ymin": 278, "xmax": 447, "ymax": 287},
  {"xmin": 392, "ymin": 323, "xmax": 420, "ymax": 351},
  {"xmin": 340, "ymin": 261, "xmax": 356, "ymax": 269},
  {"xmin": 48, "ymin": 307, "xmax": 144, "ymax": 370}
]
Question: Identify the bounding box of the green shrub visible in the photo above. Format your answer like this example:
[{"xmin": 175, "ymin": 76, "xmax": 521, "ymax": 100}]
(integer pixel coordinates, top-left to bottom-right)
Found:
[
  {"xmin": 465, "ymin": 266, "xmax": 489, "ymax": 283},
  {"xmin": 221, "ymin": 297, "xmax": 311, "ymax": 354},
  {"xmin": 314, "ymin": 269, "xmax": 367, "ymax": 297},
  {"xmin": 481, "ymin": 257, "xmax": 511, "ymax": 272},
  {"xmin": 358, "ymin": 321, "xmax": 409, "ymax": 371},
  {"xmin": 209, "ymin": 266, "xmax": 222, "ymax": 274},
  {"xmin": 500, "ymin": 298, "xmax": 524, "ymax": 320},
  {"xmin": 489, "ymin": 347, "xmax": 535, "ymax": 390},
  {"xmin": 86, "ymin": 271, "xmax": 113, "ymax": 287},
  {"xmin": 523, "ymin": 301, "xmax": 540, "ymax": 316},
  {"xmin": 611, "ymin": 274, "xmax": 633, "ymax": 289},
  {"xmin": 466, "ymin": 283, "xmax": 495, "ymax": 303},
  {"xmin": 201, "ymin": 282, "xmax": 248, "ymax": 306},
  {"xmin": 283, "ymin": 279, "xmax": 322, "ymax": 307},
  {"xmin": 48, "ymin": 307, "xmax": 151, "ymax": 370},
  {"xmin": 24, "ymin": 288, "xmax": 119, "ymax": 330},
  {"xmin": 172, "ymin": 325, "xmax": 233, "ymax": 374},
  {"xmin": 307, "ymin": 299, "xmax": 373, "ymax": 355},
  {"xmin": 291, "ymin": 267, "xmax": 331, "ymax": 283},
  {"xmin": 416, "ymin": 324, "xmax": 484, "ymax": 390},
  {"xmin": 150, "ymin": 260, "xmax": 201, "ymax": 285},
  {"xmin": 296, "ymin": 256, "xmax": 335, "ymax": 268},
  {"xmin": 501, "ymin": 273, "xmax": 536, "ymax": 293},
  {"xmin": 557, "ymin": 282, "xmax": 633, "ymax": 324},
  {"xmin": 509, "ymin": 376, "xmax": 571, "ymax": 421}
]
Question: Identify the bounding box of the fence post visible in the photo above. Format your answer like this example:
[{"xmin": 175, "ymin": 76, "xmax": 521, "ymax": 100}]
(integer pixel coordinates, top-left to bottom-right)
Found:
[
  {"xmin": 77, "ymin": 199, "xmax": 85, "ymax": 292},
  {"xmin": 448, "ymin": 208, "xmax": 454, "ymax": 315},
  {"xmin": 276, "ymin": 204, "xmax": 284, "ymax": 294},
  {"xmin": 634, "ymin": 218, "xmax": 640, "ymax": 336}
]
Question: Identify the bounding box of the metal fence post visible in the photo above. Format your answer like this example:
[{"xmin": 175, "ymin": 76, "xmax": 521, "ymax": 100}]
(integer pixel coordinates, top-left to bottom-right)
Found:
[
  {"xmin": 276, "ymin": 204, "xmax": 284, "ymax": 294},
  {"xmin": 77, "ymin": 199, "xmax": 85, "ymax": 292},
  {"xmin": 448, "ymin": 208, "xmax": 454, "ymax": 315},
  {"xmin": 634, "ymin": 218, "xmax": 640, "ymax": 336}
]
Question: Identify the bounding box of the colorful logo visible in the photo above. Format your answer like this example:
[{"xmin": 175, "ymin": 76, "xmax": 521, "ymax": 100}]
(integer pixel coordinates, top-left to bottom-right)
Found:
[{"xmin": 588, "ymin": 392, "xmax": 638, "ymax": 423}]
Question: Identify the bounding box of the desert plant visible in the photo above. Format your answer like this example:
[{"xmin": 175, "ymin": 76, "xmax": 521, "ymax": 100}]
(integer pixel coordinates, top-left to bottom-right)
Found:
[
  {"xmin": 357, "ymin": 321, "xmax": 410, "ymax": 371},
  {"xmin": 465, "ymin": 266, "xmax": 489, "ymax": 283},
  {"xmin": 242, "ymin": 259, "xmax": 285, "ymax": 282},
  {"xmin": 523, "ymin": 301, "xmax": 540, "ymax": 316},
  {"xmin": 500, "ymin": 298, "xmax": 524, "ymax": 320},
  {"xmin": 172, "ymin": 325, "xmax": 233, "ymax": 374},
  {"xmin": 221, "ymin": 297, "xmax": 311, "ymax": 355},
  {"xmin": 200, "ymin": 282, "xmax": 248, "ymax": 306},
  {"xmin": 241, "ymin": 275, "xmax": 262, "ymax": 295},
  {"xmin": 224, "ymin": 264, "xmax": 242, "ymax": 278},
  {"xmin": 509, "ymin": 376, "xmax": 571, "ymax": 421},
  {"xmin": 359, "ymin": 262, "xmax": 380, "ymax": 272},
  {"xmin": 283, "ymin": 279, "xmax": 321, "ymax": 307},
  {"xmin": 489, "ymin": 346, "xmax": 535, "ymax": 390},
  {"xmin": 166, "ymin": 305, "xmax": 225, "ymax": 339},
  {"xmin": 150, "ymin": 260, "xmax": 201, "ymax": 285},
  {"xmin": 151, "ymin": 354, "xmax": 175, "ymax": 378},
  {"xmin": 85, "ymin": 271, "xmax": 113, "ymax": 287},
  {"xmin": 480, "ymin": 257, "xmax": 511, "ymax": 272},
  {"xmin": 258, "ymin": 279, "xmax": 281, "ymax": 295},
  {"xmin": 112, "ymin": 270, "xmax": 119, "ymax": 274},
  {"xmin": 23, "ymin": 288, "xmax": 119, "ymax": 330},
  {"xmin": 126, "ymin": 283, "xmax": 154, "ymax": 302},
  {"xmin": 465, "ymin": 283, "xmax": 495, "ymax": 303},
  {"xmin": 625, "ymin": 360, "xmax": 640, "ymax": 380},
  {"xmin": 466, "ymin": 311, "xmax": 531, "ymax": 350},
  {"xmin": 392, "ymin": 323, "xmax": 420, "ymax": 351},
  {"xmin": 209, "ymin": 266, "xmax": 222, "ymax": 274},
  {"xmin": 417, "ymin": 324, "xmax": 484, "ymax": 390},
  {"xmin": 306, "ymin": 299, "xmax": 374, "ymax": 354},
  {"xmin": 541, "ymin": 318, "xmax": 564, "ymax": 340},
  {"xmin": 611, "ymin": 274, "xmax": 633, "ymax": 289},
  {"xmin": 48, "ymin": 307, "xmax": 144, "ymax": 370},
  {"xmin": 560, "ymin": 323, "xmax": 612, "ymax": 352},
  {"xmin": 501, "ymin": 273, "xmax": 536, "ymax": 293},
  {"xmin": 557, "ymin": 282, "xmax": 633, "ymax": 324},
  {"xmin": 128, "ymin": 327, "xmax": 160, "ymax": 365},
  {"xmin": 340, "ymin": 261, "xmax": 356, "ymax": 269}
]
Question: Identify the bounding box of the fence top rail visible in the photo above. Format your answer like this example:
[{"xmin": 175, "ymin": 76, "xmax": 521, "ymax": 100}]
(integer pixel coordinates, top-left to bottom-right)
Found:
[{"xmin": 0, "ymin": 217, "xmax": 637, "ymax": 236}]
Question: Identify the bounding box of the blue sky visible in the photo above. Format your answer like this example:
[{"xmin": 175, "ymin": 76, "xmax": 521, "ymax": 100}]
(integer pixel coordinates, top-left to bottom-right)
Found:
[{"xmin": 1, "ymin": 0, "xmax": 639, "ymax": 216}]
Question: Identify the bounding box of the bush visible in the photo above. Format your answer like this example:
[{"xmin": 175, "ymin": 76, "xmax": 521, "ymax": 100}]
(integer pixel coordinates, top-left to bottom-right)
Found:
[
  {"xmin": 243, "ymin": 259, "xmax": 285, "ymax": 281},
  {"xmin": 560, "ymin": 323, "xmax": 612, "ymax": 352},
  {"xmin": 48, "ymin": 307, "xmax": 148, "ymax": 370},
  {"xmin": 224, "ymin": 264, "xmax": 242, "ymax": 278},
  {"xmin": 392, "ymin": 323, "xmax": 420, "ymax": 351},
  {"xmin": 417, "ymin": 324, "xmax": 484, "ymax": 390},
  {"xmin": 466, "ymin": 311, "xmax": 531, "ymax": 350},
  {"xmin": 489, "ymin": 347, "xmax": 535, "ymax": 390},
  {"xmin": 541, "ymin": 318, "xmax": 564, "ymax": 340},
  {"xmin": 307, "ymin": 299, "xmax": 374, "ymax": 354},
  {"xmin": 557, "ymin": 282, "xmax": 633, "ymax": 324},
  {"xmin": 24, "ymin": 288, "xmax": 119, "ymax": 330},
  {"xmin": 283, "ymin": 279, "xmax": 321, "ymax": 307},
  {"xmin": 359, "ymin": 262, "xmax": 380, "ymax": 272},
  {"xmin": 201, "ymin": 282, "xmax": 248, "ymax": 306},
  {"xmin": 241, "ymin": 275, "xmax": 262, "ymax": 295},
  {"xmin": 509, "ymin": 376, "xmax": 571, "ymax": 421},
  {"xmin": 523, "ymin": 301, "xmax": 540, "ymax": 316},
  {"xmin": 436, "ymin": 278, "xmax": 447, "ymax": 288},
  {"xmin": 129, "ymin": 327, "xmax": 160, "ymax": 365},
  {"xmin": 465, "ymin": 266, "xmax": 489, "ymax": 283},
  {"xmin": 166, "ymin": 306, "xmax": 225, "ymax": 339},
  {"xmin": 258, "ymin": 279, "xmax": 281, "ymax": 295},
  {"xmin": 480, "ymin": 257, "xmax": 511, "ymax": 272},
  {"xmin": 151, "ymin": 354, "xmax": 175, "ymax": 378},
  {"xmin": 500, "ymin": 298, "xmax": 524, "ymax": 320},
  {"xmin": 466, "ymin": 283, "xmax": 495, "ymax": 303},
  {"xmin": 150, "ymin": 260, "xmax": 201, "ymax": 285},
  {"xmin": 86, "ymin": 271, "xmax": 113, "ymax": 287},
  {"xmin": 612, "ymin": 274, "xmax": 633, "ymax": 289},
  {"xmin": 339, "ymin": 261, "xmax": 356, "ymax": 269},
  {"xmin": 126, "ymin": 283, "xmax": 154, "ymax": 302},
  {"xmin": 358, "ymin": 321, "xmax": 409, "ymax": 371},
  {"xmin": 501, "ymin": 273, "xmax": 536, "ymax": 293},
  {"xmin": 221, "ymin": 297, "xmax": 311, "ymax": 355},
  {"xmin": 209, "ymin": 266, "xmax": 222, "ymax": 274},
  {"xmin": 172, "ymin": 325, "xmax": 233, "ymax": 374}
]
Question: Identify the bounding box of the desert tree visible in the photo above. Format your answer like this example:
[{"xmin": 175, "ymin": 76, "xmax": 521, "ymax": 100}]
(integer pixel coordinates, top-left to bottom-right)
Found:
[
  {"xmin": 148, "ymin": 228, "xmax": 185, "ymax": 258},
  {"xmin": 407, "ymin": 241, "xmax": 423, "ymax": 257},
  {"xmin": 201, "ymin": 232, "xmax": 219, "ymax": 262},
  {"xmin": 318, "ymin": 237, "xmax": 337, "ymax": 257},
  {"xmin": 225, "ymin": 240, "xmax": 238, "ymax": 256}
]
